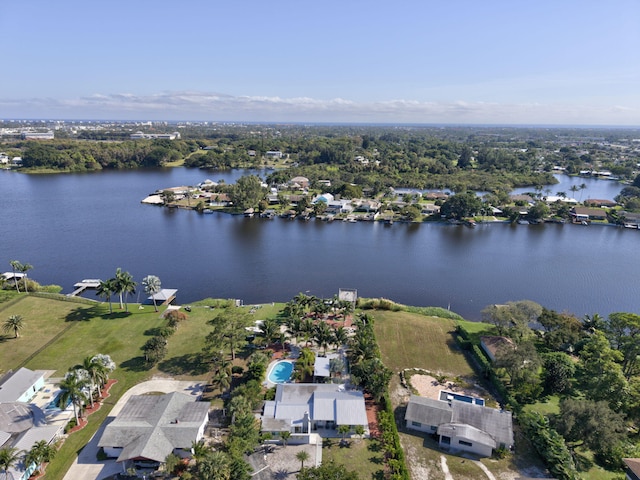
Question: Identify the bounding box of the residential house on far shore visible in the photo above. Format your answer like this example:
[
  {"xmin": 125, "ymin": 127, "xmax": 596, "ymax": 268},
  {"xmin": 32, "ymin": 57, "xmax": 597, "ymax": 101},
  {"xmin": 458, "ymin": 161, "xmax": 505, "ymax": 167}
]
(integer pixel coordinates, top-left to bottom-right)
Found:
[
  {"xmin": 405, "ymin": 395, "xmax": 514, "ymax": 458},
  {"xmin": 289, "ymin": 176, "xmax": 309, "ymax": 189},
  {"xmin": 571, "ymin": 206, "xmax": 609, "ymax": 222}
]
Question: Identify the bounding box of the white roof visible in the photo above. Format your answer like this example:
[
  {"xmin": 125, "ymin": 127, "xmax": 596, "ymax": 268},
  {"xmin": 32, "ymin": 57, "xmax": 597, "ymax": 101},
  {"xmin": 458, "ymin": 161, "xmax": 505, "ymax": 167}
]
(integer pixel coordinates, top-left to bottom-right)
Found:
[{"xmin": 0, "ymin": 368, "xmax": 44, "ymax": 403}]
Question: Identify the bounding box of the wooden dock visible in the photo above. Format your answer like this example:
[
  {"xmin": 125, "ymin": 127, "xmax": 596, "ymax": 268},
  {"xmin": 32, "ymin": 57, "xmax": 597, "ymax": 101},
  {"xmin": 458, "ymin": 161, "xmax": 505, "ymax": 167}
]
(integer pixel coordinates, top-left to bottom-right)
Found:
[{"xmin": 68, "ymin": 279, "xmax": 102, "ymax": 297}]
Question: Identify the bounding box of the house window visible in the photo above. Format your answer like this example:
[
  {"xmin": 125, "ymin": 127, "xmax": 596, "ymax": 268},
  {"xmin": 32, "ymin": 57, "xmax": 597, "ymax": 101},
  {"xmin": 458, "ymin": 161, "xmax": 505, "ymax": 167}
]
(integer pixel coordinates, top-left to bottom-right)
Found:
[
  {"xmin": 430, "ymin": 425, "xmax": 437, "ymax": 431},
  {"xmin": 459, "ymin": 440, "xmax": 473, "ymax": 447},
  {"xmin": 411, "ymin": 421, "xmax": 422, "ymax": 427},
  {"xmin": 441, "ymin": 436, "xmax": 451, "ymax": 445}
]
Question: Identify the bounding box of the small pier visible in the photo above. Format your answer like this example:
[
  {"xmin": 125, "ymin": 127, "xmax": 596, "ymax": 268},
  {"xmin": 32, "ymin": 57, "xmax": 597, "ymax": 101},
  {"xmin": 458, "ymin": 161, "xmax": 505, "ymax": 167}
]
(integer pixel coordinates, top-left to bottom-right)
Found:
[{"xmin": 68, "ymin": 279, "xmax": 101, "ymax": 297}]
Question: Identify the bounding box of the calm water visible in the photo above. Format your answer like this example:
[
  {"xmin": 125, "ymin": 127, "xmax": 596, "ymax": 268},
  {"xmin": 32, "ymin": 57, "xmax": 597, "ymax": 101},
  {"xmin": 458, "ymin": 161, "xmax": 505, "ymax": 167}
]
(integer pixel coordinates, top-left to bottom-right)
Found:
[{"xmin": 0, "ymin": 168, "xmax": 636, "ymax": 321}]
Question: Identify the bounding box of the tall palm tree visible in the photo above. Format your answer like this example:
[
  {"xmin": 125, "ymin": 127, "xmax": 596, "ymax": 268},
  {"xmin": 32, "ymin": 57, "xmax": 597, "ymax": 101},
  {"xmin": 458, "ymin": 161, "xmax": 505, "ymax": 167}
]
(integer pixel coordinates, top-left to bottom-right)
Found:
[
  {"xmin": 91, "ymin": 353, "xmax": 116, "ymax": 388},
  {"xmin": 313, "ymin": 322, "xmax": 333, "ymax": 355},
  {"xmin": 332, "ymin": 325, "xmax": 348, "ymax": 348},
  {"xmin": 114, "ymin": 268, "xmax": 136, "ymax": 312},
  {"xmin": 142, "ymin": 275, "xmax": 162, "ymax": 312},
  {"xmin": 59, "ymin": 371, "xmax": 89, "ymax": 426},
  {"xmin": 3, "ymin": 314, "xmax": 25, "ymax": 339},
  {"xmin": 9, "ymin": 260, "xmax": 22, "ymax": 293},
  {"xmin": 77, "ymin": 356, "xmax": 106, "ymax": 407},
  {"xmin": 19, "ymin": 262, "xmax": 33, "ymax": 292},
  {"xmin": 96, "ymin": 279, "xmax": 115, "ymax": 314},
  {"xmin": 0, "ymin": 446, "xmax": 22, "ymax": 480}
]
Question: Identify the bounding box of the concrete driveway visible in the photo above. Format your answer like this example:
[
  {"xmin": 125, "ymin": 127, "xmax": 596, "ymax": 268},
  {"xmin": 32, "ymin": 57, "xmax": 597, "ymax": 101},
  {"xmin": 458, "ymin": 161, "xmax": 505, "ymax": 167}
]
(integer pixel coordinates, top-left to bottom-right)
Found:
[{"xmin": 63, "ymin": 378, "xmax": 205, "ymax": 480}]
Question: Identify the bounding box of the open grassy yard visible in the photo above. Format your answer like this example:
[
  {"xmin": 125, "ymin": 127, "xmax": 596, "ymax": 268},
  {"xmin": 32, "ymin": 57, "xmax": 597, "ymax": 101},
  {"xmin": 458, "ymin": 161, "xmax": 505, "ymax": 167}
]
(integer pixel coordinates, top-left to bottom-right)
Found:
[
  {"xmin": 372, "ymin": 310, "xmax": 485, "ymax": 376},
  {"xmin": 321, "ymin": 438, "xmax": 386, "ymax": 480}
]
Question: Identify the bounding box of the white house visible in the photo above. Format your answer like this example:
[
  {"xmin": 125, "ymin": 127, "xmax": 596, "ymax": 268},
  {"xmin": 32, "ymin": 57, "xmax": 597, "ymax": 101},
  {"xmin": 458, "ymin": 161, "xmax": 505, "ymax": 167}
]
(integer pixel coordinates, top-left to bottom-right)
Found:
[
  {"xmin": 0, "ymin": 368, "xmax": 46, "ymax": 403},
  {"xmin": 261, "ymin": 383, "xmax": 368, "ymax": 439},
  {"xmin": 405, "ymin": 395, "xmax": 513, "ymax": 457}
]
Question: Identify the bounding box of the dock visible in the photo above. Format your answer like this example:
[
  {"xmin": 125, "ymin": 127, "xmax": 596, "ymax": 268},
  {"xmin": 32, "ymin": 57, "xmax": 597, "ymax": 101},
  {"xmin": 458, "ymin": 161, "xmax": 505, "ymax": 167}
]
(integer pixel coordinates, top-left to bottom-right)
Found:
[
  {"xmin": 148, "ymin": 288, "xmax": 178, "ymax": 305},
  {"xmin": 68, "ymin": 279, "xmax": 102, "ymax": 297}
]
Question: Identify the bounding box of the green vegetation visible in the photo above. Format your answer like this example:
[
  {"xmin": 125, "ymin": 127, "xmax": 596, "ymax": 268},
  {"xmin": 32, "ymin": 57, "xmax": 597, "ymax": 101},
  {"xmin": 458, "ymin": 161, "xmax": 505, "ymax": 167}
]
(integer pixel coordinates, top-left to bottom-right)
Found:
[{"xmin": 321, "ymin": 441, "xmax": 382, "ymax": 479}]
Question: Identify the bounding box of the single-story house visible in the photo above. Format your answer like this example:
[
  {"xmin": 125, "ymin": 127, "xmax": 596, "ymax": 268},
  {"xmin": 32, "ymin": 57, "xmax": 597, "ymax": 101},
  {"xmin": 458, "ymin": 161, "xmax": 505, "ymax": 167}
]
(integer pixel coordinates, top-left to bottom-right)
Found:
[
  {"xmin": 0, "ymin": 368, "xmax": 45, "ymax": 403},
  {"xmin": 584, "ymin": 198, "xmax": 616, "ymax": 208},
  {"xmin": 624, "ymin": 458, "xmax": 640, "ymax": 480},
  {"xmin": 0, "ymin": 402, "xmax": 61, "ymax": 480},
  {"xmin": 98, "ymin": 392, "xmax": 209, "ymax": 471},
  {"xmin": 261, "ymin": 383, "xmax": 368, "ymax": 438},
  {"xmin": 405, "ymin": 395, "xmax": 514, "ymax": 457},
  {"xmin": 571, "ymin": 206, "xmax": 608, "ymax": 221},
  {"xmin": 621, "ymin": 212, "xmax": 640, "ymax": 228},
  {"xmin": 289, "ymin": 176, "xmax": 309, "ymax": 189},
  {"xmin": 312, "ymin": 193, "xmax": 334, "ymax": 204},
  {"xmin": 479, "ymin": 336, "xmax": 515, "ymax": 362}
]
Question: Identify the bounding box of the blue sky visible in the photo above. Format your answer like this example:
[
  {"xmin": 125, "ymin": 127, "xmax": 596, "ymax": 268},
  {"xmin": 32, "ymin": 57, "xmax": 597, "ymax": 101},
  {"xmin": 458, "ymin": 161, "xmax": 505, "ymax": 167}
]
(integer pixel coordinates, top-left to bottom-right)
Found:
[{"xmin": 1, "ymin": 0, "xmax": 639, "ymax": 125}]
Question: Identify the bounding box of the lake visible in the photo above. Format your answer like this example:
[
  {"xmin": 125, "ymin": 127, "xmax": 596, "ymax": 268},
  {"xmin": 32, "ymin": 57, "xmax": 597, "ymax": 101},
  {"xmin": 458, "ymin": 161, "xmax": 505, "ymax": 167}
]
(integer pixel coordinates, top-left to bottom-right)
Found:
[{"xmin": 1, "ymin": 168, "xmax": 636, "ymax": 321}]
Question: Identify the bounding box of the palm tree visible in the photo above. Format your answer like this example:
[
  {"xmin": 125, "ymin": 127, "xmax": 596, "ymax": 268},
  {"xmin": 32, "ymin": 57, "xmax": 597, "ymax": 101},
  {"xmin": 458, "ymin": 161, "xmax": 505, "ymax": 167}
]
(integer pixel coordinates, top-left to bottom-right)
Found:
[
  {"xmin": 332, "ymin": 325, "xmax": 348, "ymax": 348},
  {"xmin": 91, "ymin": 353, "xmax": 116, "ymax": 388},
  {"xmin": 285, "ymin": 317, "xmax": 303, "ymax": 345},
  {"xmin": 114, "ymin": 268, "xmax": 136, "ymax": 312},
  {"xmin": 59, "ymin": 370, "xmax": 89, "ymax": 426},
  {"xmin": 19, "ymin": 262, "xmax": 33, "ymax": 292},
  {"xmin": 142, "ymin": 275, "xmax": 162, "ymax": 312},
  {"xmin": 280, "ymin": 430, "xmax": 291, "ymax": 447},
  {"xmin": 211, "ymin": 367, "xmax": 231, "ymax": 395},
  {"xmin": 77, "ymin": 356, "xmax": 106, "ymax": 407},
  {"xmin": 579, "ymin": 183, "xmax": 587, "ymax": 202},
  {"xmin": 260, "ymin": 318, "xmax": 280, "ymax": 347},
  {"xmin": 313, "ymin": 322, "xmax": 333, "ymax": 354},
  {"xmin": 296, "ymin": 450, "xmax": 310, "ymax": 471},
  {"xmin": 190, "ymin": 439, "xmax": 211, "ymax": 465},
  {"xmin": 197, "ymin": 451, "xmax": 230, "ymax": 480},
  {"xmin": 0, "ymin": 446, "xmax": 22, "ymax": 480},
  {"xmin": 3, "ymin": 314, "xmax": 24, "ymax": 339},
  {"xmin": 25, "ymin": 440, "xmax": 55, "ymax": 476},
  {"xmin": 9, "ymin": 260, "xmax": 22, "ymax": 293},
  {"xmin": 96, "ymin": 279, "xmax": 116, "ymax": 314}
]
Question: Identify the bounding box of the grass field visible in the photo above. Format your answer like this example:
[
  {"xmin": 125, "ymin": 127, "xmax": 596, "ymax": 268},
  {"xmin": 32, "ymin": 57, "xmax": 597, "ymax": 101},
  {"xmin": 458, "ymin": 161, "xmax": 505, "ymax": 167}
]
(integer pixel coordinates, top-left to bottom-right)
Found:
[
  {"xmin": 372, "ymin": 310, "xmax": 484, "ymax": 376},
  {"xmin": 321, "ymin": 438, "xmax": 386, "ymax": 479}
]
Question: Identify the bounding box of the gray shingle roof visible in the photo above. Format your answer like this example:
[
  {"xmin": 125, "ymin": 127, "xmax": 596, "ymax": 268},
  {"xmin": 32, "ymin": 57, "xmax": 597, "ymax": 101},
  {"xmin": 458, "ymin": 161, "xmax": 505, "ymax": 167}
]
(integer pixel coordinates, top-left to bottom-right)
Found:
[
  {"xmin": 404, "ymin": 396, "xmax": 514, "ymax": 448},
  {"xmin": 438, "ymin": 423, "xmax": 497, "ymax": 449},
  {"xmin": 98, "ymin": 392, "xmax": 209, "ymax": 463}
]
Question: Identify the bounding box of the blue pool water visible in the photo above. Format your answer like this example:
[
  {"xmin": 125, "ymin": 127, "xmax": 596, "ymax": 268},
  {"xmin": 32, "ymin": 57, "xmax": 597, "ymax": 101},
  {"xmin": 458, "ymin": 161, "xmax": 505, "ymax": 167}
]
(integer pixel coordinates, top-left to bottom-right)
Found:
[
  {"xmin": 439, "ymin": 390, "xmax": 485, "ymax": 406},
  {"xmin": 268, "ymin": 361, "xmax": 294, "ymax": 383},
  {"xmin": 45, "ymin": 391, "xmax": 72, "ymax": 411}
]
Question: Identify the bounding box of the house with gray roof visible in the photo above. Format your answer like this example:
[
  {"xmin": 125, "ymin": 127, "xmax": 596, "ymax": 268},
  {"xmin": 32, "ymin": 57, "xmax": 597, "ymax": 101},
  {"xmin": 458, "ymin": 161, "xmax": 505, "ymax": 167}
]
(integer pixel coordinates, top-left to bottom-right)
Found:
[
  {"xmin": 98, "ymin": 392, "xmax": 209, "ymax": 470},
  {"xmin": 261, "ymin": 383, "xmax": 368, "ymax": 439},
  {"xmin": 405, "ymin": 395, "xmax": 513, "ymax": 457}
]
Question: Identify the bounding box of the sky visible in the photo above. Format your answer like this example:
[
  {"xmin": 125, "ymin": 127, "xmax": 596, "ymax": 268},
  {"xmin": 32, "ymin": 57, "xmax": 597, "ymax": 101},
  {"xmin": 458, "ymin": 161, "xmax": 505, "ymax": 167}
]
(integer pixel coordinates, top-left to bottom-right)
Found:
[{"xmin": 1, "ymin": 0, "xmax": 639, "ymax": 125}]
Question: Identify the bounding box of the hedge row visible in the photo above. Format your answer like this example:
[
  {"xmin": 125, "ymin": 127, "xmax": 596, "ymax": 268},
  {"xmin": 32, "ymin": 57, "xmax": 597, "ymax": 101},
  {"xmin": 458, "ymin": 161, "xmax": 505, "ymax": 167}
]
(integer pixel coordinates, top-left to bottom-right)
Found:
[{"xmin": 378, "ymin": 396, "xmax": 410, "ymax": 480}]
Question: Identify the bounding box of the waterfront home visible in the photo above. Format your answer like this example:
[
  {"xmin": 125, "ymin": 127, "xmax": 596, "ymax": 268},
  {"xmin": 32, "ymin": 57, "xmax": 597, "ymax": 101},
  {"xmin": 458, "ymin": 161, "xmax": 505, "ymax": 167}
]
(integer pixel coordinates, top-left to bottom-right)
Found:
[
  {"xmin": 289, "ymin": 176, "xmax": 309, "ymax": 189},
  {"xmin": 509, "ymin": 194, "xmax": 534, "ymax": 205},
  {"xmin": 261, "ymin": 383, "xmax": 368, "ymax": 439},
  {"xmin": 98, "ymin": 392, "xmax": 209, "ymax": 473},
  {"xmin": 0, "ymin": 368, "xmax": 46, "ymax": 403},
  {"xmin": 312, "ymin": 193, "xmax": 334, "ymax": 204},
  {"xmin": 584, "ymin": 198, "xmax": 617, "ymax": 208},
  {"xmin": 571, "ymin": 206, "xmax": 608, "ymax": 222},
  {"xmin": 404, "ymin": 395, "xmax": 514, "ymax": 457}
]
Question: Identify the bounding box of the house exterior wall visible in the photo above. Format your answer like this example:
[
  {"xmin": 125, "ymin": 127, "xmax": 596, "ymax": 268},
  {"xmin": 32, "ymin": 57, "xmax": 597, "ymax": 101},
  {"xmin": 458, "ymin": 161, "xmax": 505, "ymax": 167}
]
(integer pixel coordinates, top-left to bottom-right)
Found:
[
  {"xmin": 16, "ymin": 374, "xmax": 45, "ymax": 403},
  {"xmin": 405, "ymin": 419, "xmax": 437, "ymax": 434},
  {"xmin": 440, "ymin": 435, "xmax": 493, "ymax": 457}
]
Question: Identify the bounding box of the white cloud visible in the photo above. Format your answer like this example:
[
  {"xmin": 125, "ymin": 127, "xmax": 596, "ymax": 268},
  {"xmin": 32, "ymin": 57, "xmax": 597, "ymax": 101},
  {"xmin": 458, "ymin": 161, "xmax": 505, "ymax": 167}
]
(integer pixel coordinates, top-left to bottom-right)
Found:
[{"xmin": 0, "ymin": 91, "xmax": 638, "ymax": 125}]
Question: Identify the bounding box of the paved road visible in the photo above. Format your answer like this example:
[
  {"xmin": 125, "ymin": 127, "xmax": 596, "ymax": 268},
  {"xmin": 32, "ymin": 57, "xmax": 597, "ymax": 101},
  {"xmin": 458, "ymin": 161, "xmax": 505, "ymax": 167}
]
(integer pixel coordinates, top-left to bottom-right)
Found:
[{"xmin": 62, "ymin": 379, "xmax": 205, "ymax": 480}]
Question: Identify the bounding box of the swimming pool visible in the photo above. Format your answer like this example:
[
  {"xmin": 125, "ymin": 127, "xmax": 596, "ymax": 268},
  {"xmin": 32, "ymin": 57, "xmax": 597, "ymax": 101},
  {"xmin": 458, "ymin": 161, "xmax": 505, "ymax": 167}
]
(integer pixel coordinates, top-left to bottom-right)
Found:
[
  {"xmin": 439, "ymin": 390, "xmax": 485, "ymax": 406},
  {"xmin": 268, "ymin": 361, "xmax": 294, "ymax": 384}
]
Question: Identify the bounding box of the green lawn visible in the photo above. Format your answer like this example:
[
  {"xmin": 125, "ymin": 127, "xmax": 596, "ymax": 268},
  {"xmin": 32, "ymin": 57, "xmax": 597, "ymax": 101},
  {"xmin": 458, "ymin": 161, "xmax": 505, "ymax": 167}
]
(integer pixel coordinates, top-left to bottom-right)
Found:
[
  {"xmin": 372, "ymin": 310, "xmax": 484, "ymax": 376},
  {"xmin": 321, "ymin": 438, "xmax": 385, "ymax": 480}
]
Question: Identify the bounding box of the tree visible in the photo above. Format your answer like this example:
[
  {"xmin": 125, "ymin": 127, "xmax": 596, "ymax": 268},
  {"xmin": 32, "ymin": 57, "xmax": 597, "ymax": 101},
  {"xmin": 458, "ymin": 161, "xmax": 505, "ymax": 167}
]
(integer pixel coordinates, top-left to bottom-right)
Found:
[
  {"xmin": 3, "ymin": 314, "xmax": 24, "ymax": 339},
  {"xmin": 354, "ymin": 424, "xmax": 365, "ymax": 442},
  {"xmin": 542, "ymin": 352, "xmax": 575, "ymax": 394},
  {"xmin": 91, "ymin": 353, "xmax": 116, "ymax": 387},
  {"xmin": 605, "ymin": 312, "xmax": 640, "ymax": 379},
  {"xmin": 142, "ymin": 336, "xmax": 168, "ymax": 365},
  {"xmin": 142, "ymin": 275, "xmax": 162, "ymax": 312},
  {"xmin": 293, "ymin": 348, "xmax": 315, "ymax": 382},
  {"xmin": 76, "ymin": 356, "xmax": 106, "ymax": 407},
  {"xmin": 211, "ymin": 366, "xmax": 232, "ymax": 394},
  {"xmin": 115, "ymin": 269, "xmax": 136, "ymax": 312},
  {"xmin": 18, "ymin": 262, "xmax": 33, "ymax": 292},
  {"xmin": 9, "ymin": 260, "xmax": 22, "ymax": 293},
  {"xmin": 190, "ymin": 439, "xmax": 211, "ymax": 465},
  {"xmin": 24, "ymin": 440, "xmax": 55, "ymax": 475},
  {"xmin": 297, "ymin": 462, "xmax": 359, "ymax": 480},
  {"xmin": 494, "ymin": 340, "xmax": 542, "ymax": 402},
  {"xmin": 579, "ymin": 331, "xmax": 627, "ymax": 411},
  {"xmin": 59, "ymin": 370, "xmax": 89, "ymax": 426},
  {"xmin": 481, "ymin": 300, "xmax": 540, "ymax": 340},
  {"xmin": 337, "ymin": 424, "xmax": 350, "ymax": 444},
  {"xmin": 538, "ymin": 308, "xmax": 582, "ymax": 351},
  {"xmin": 197, "ymin": 451, "xmax": 231, "ymax": 480},
  {"xmin": 205, "ymin": 308, "xmax": 253, "ymax": 361},
  {"xmin": 313, "ymin": 321, "xmax": 333, "ymax": 354},
  {"xmin": 96, "ymin": 278, "xmax": 116, "ymax": 314},
  {"xmin": 280, "ymin": 430, "xmax": 291, "ymax": 446},
  {"xmin": 229, "ymin": 175, "xmax": 265, "ymax": 210},
  {"xmin": 440, "ymin": 191, "xmax": 483, "ymax": 220},
  {"xmin": 0, "ymin": 447, "xmax": 22, "ymax": 480},
  {"xmin": 555, "ymin": 397, "xmax": 626, "ymax": 454},
  {"xmin": 296, "ymin": 450, "xmax": 310, "ymax": 471}
]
